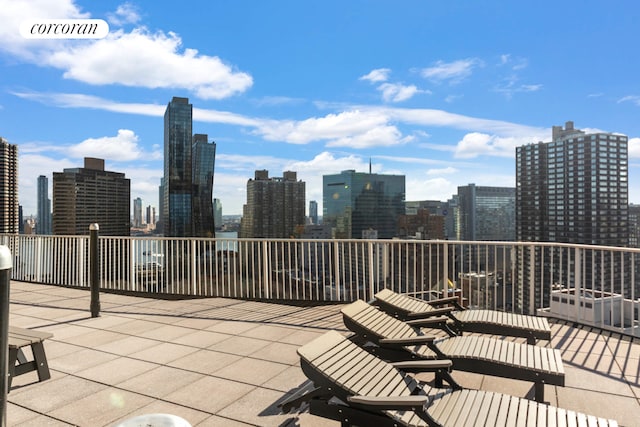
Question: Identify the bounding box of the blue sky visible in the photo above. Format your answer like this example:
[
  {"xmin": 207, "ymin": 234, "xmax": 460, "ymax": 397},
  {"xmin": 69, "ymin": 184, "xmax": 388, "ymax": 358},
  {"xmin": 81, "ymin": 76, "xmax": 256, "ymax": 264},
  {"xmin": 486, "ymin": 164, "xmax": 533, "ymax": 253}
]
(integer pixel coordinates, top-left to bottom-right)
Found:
[{"xmin": 2, "ymin": 0, "xmax": 640, "ymax": 217}]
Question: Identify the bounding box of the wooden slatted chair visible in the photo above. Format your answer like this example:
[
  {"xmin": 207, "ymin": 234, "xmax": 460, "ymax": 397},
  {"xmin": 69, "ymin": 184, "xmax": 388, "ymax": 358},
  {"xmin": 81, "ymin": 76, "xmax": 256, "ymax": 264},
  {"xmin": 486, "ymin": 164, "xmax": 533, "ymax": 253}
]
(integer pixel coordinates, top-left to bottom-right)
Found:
[
  {"xmin": 374, "ymin": 288, "xmax": 551, "ymax": 344},
  {"xmin": 8, "ymin": 325, "xmax": 53, "ymax": 390},
  {"xmin": 343, "ymin": 300, "xmax": 564, "ymax": 402},
  {"xmin": 284, "ymin": 330, "xmax": 617, "ymax": 427}
]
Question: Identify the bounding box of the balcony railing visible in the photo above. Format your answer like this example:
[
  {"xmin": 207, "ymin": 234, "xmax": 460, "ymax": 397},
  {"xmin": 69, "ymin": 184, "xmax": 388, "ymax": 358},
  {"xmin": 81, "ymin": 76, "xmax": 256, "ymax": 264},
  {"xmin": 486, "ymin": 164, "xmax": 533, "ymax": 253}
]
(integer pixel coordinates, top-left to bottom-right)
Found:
[{"xmin": 2, "ymin": 233, "xmax": 639, "ymax": 336}]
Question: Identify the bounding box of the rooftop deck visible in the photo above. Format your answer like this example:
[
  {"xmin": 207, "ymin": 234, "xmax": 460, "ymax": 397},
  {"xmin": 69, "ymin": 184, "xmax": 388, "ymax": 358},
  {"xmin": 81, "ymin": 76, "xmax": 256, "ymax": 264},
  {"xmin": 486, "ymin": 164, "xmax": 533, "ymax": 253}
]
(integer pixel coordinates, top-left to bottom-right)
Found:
[{"xmin": 5, "ymin": 281, "xmax": 640, "ymax": 426}]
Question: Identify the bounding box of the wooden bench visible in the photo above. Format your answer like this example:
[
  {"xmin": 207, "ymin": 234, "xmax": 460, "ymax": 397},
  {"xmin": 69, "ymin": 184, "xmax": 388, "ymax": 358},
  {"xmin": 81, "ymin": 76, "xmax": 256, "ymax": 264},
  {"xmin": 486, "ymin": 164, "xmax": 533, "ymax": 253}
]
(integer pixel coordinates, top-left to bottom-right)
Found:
[{"xmin": 8, "ymin": 326, "xmax": 53, "ymax": 390}]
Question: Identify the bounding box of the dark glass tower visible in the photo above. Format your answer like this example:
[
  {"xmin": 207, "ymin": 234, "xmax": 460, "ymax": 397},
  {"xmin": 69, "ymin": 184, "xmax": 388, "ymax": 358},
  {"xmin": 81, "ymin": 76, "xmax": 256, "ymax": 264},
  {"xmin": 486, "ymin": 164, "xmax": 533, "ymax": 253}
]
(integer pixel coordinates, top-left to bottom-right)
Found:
[
  {"xmin": 37, "ymin": 175, "xmax": 52, "ymax": 234},
  {"xmin": 323, "ymin": 170, "xmax": 405, "ymax": 239},
  {"xmin": 192, "ymin": 134, "xmax": 216, "ymax": 237},
  {"xmin": 163, "ymin": 97, "xmax": 193, "ymax": 237}
]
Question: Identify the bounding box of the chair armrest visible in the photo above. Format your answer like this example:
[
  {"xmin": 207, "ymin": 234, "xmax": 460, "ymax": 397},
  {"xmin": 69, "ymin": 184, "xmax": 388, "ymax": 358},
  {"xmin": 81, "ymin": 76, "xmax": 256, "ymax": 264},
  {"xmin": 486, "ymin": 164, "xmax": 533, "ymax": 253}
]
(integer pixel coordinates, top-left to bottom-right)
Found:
[
  {"xmin": 427, "ymin": 296, "xmax": 465, "ymax": 310},
  {"xmin": 405, "ymin": 316, "xmax": 451, "ymax": 327},
  {"xmin": 347, "ymin": 395, "xmax": 428, "ymax": 410},
  {"xmin": 391, "ymin": 360, "xmax": 453, "ymax": 372},
  {"xmin": 379, "ymin": 336, "xmax": 435, "ymax": 347},
  {"xmin": 407, "ymin": 306, "xmax": 454, "ymax": 319}
]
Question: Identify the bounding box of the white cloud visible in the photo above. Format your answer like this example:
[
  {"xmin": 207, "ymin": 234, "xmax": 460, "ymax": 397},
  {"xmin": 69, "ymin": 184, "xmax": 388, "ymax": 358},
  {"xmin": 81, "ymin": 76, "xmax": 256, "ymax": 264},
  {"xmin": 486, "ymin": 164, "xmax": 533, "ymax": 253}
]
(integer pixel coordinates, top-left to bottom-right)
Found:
[
  {"xmin": 46, "ymin": 28, "xmax": 252, "ymax": 99},
  {"xmin": 629, "ymin": 137, "xmax": 640, "ymax": 159},
  {"xmin": 499, "ymin": 54, "xmax": 528, "ymax": 70},
  {"xmin": 15, "ymin": 91, "xmax": 552, "ymax": 152},
  {"xmin": 326, "ymin": 125, "xmax": 413, "ymax": 148},
  {"xmin": 454, "ymin": 132, "xmax": 541, "ymax": 159},
  {"xmin": 619, "ymin": 95, "xmax": 640, "ymax": 106},
  {"xmin": 377, "ymin": 82, "xmax": 424, "ymax": 103},
  {"xmin": 427, "ymin": 167, "xmax": 458, "ymax": 175},
  {"xmin": 421, "ymin": 58, "xmax": 483, "ymax": 84},
  {"xmin": 256, "ymin": 109, "xmax": 401, "ymax": 147},
  {"xmin": 0, "ymin": 1, "xmax": 252, "ymax": 100},
  {"xmin": 444, "ymin": 94, "xmax": 463, "ymax": 103},
  {"xmin": 360, "ymin": 68, "xmax": 391, "ymax": 83},
  {"xmin": 107, "ymin": 2, "xmax": 141, "ymax": 26},
  {"xmin": 0, "ymin": 0, "xmax": 88, "ymax": 60},
  {"xmin": 406, "ymin": 177, "xmax": 458, "ymax": 203},
  {"xmin": 68, "ymin": 129, "xmax": 144, "ymax": 161}
]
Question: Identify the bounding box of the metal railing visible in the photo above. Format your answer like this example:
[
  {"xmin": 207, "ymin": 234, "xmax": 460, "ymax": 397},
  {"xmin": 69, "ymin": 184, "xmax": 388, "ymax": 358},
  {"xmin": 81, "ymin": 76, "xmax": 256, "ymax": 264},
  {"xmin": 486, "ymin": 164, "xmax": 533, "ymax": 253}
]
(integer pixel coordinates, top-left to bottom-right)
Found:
[{"xmin": 1, "ymin": 233, "xmax": 639, "ymax": 336}]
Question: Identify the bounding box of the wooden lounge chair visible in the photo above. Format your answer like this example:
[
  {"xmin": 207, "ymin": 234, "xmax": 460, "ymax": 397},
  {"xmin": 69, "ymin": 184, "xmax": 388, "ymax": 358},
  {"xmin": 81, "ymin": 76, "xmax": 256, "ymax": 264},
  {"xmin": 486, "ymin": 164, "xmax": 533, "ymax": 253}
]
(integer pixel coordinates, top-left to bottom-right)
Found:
[
  {"xmin": 282, "ymin": 330, "xmax": 617, "ymax": 427},
  {"xmin": 342, "ymin": 300, "xmax": 564, "ymax": 402},
  {"xmin": 8, "ymin": 325, "xmax": 53, "ymax": 390},
  {"xmin": 374, "ymin": 288, "xmax": 551, "ymax": 344}
]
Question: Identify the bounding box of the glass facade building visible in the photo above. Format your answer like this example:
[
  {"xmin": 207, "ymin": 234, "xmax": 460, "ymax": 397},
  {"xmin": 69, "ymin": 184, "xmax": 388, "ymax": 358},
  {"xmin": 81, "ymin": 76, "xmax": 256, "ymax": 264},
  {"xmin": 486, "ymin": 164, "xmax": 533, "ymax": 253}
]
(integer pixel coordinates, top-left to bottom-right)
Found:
[
  {"xmin": 163, "ymin": 97, "xmax": 193, "ymax": 237},
  {"xmin": 457, "ymin": 184, "xmax": 515, "ymax": 241},
  {"xmin": 37, "ymin": 175, "xmax": 52, "ymax": 234},
  {"xmin": 323, "ymin": 170, "xmax": 405, "ymax": 239},
  {"xmin": 192, "ymin": 134, "xmax": 216, "ymax": 237}
]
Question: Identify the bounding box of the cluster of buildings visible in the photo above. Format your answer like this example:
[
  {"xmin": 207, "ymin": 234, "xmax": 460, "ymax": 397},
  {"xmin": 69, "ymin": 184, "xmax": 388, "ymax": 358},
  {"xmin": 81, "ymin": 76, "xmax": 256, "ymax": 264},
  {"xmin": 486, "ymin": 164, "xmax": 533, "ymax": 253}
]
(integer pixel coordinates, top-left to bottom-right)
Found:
[{"xmin": 0, "ymin": 111, "xmax": 635, "ymax": 258}]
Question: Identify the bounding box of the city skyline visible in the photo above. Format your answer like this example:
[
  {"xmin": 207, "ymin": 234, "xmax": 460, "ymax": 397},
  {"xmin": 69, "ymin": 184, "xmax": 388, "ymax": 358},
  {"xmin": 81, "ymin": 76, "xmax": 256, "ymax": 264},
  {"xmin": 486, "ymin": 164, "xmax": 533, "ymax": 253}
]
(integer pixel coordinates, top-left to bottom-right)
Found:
[{"xmin": 2, "ymin": 1, "xmax": 640, "ymax": 217}]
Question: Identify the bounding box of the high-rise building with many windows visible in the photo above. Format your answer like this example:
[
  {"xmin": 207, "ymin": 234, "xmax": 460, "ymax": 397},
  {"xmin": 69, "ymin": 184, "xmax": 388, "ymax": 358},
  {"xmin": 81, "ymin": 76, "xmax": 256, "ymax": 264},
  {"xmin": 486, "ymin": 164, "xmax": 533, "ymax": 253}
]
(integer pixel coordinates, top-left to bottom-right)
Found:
[
  {"xmin": 162, "ymin": 97, "xmax": 193, "ymax": 237},
  {"xmin": 53, "ymin": 157, "xmax": 130, "ymax": 236},
  {"xmin": 133, "ymin": 197, "xmax": 143, "ymax": 228},
  {"xmin": 309, "ymin": 200, "xmax": 318, "ymax": 225},
  {"xmin": 0, "ymin": 137, "xmax": 18, "ymax": 234},
  {"xmin": 323, "ymin": 170, "xmax": 405, "ymax": 239},
  {"xmin": 457, "ymin": 184, "xmax": 515, "ymax": 241},
  {"xmin": 516, "ymin": 121, "xmax": 629, "ymax": 312},
  {"xmin": 192, "ymin": 133, "xmax": 216, "ymax": 237},
  {"xmin": 239, "ymin": 170, "xmax": 305, "ymax": 238},
  {"xmin": 161, "ymin": 98, "xmax": 216, "ymax": 237},
  {"xmin": 37, "ymin": 175, "xmax": 52, "ymax": 234}
]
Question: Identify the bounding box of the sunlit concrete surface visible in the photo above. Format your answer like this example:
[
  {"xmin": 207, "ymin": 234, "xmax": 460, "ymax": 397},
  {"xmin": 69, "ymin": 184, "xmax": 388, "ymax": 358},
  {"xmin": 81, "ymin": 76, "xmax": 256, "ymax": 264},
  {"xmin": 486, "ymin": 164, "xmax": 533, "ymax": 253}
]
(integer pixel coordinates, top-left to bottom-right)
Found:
[{"xmin": 5, "ymin": 281, "xmax": 640, "ymax": 426}]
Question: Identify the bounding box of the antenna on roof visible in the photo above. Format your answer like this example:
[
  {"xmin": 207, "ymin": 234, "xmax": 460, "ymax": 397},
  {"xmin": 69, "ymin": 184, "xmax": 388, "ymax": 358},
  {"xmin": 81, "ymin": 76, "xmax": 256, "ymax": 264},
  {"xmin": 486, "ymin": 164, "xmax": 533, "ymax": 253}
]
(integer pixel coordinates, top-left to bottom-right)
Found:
[{"xmin": 369, "ymin": 157, "xmax": 372, "ymax": 174}]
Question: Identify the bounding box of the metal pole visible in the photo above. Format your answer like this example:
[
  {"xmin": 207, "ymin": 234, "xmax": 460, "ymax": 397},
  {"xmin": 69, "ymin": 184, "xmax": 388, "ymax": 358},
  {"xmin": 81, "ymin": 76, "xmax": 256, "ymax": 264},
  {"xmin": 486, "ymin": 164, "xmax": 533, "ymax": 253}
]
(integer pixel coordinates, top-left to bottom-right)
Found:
[
  {"xmin": 0, "ymin": 245, "xmax": 13, "ymax": 427},
  {"xmin": 89, "ymin": 224, "xmax": 100, "ymax": 318}
]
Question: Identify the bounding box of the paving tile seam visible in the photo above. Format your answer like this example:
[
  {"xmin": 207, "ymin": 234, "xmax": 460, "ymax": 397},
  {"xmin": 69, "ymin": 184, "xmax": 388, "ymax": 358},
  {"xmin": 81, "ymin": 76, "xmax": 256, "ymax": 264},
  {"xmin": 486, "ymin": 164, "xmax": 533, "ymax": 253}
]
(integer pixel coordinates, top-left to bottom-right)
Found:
[
  {"xmin": 7, "ymin": 400, "xmax": 79, "ymax": 426},
  {"xmin": 48, "ymin": 349, "xmax": 299, "ymax": 396}
]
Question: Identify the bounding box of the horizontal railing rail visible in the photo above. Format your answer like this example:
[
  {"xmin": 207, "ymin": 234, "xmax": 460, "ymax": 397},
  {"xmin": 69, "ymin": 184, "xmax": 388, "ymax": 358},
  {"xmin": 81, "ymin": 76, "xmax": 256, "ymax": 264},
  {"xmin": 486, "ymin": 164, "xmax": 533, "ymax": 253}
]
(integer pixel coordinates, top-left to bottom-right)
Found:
[{"xmin": 1, "ymin": 233, "xmax": 639, "ymax": 337}]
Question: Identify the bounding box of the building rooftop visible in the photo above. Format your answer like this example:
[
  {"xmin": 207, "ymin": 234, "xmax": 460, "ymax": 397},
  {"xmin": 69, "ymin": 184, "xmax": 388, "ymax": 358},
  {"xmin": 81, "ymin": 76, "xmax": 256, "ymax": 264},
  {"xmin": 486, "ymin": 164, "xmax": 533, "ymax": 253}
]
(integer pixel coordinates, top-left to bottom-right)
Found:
[{"xmin": 5, "ymin": 281, "xmax": 640, "ymax": 426}]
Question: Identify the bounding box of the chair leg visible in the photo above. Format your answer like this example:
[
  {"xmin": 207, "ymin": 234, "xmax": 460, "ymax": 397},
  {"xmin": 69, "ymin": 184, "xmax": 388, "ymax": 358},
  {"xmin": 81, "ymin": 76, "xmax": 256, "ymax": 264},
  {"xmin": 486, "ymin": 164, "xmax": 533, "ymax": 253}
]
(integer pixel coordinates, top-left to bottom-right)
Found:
[
  {"xmin": 534, "ymin": 381, "xmax": 545, "ymax": 403},
  {"xmin": 8, "ymin": 347, "xmax": 18, "ymax": 391},
  {"xmin": 30, "ymin": 342, "xmax": 51, "ymax": 382}
]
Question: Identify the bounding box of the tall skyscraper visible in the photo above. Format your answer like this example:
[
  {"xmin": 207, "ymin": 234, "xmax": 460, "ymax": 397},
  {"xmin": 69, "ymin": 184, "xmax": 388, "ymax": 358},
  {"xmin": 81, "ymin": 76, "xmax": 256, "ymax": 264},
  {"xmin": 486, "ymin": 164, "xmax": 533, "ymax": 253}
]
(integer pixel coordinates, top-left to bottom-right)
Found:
[
  {"xmin": 309, "ymin": 200, "xmax": 318, "ymax": 225},
  {"xmin": 133, "ymin": 197, "xmax": 143, "ymax": 227},
  {"xmin": 53, "ymin": 157, "xmax": 130, "ymax": 236},
  {"xmin": 37, "ymin": 175, "xmax": 52, "ymax": 234},
  {"xmin": 0, "ymin": 137, "xmax": 18, "ymax": 234},
  {"xmin": 239, "ymin": 170, "xmax": 305, "ymax": 238},
  {"xmin": 213, "ymin": 198, "xmax": 222, "ymax": 230},
  {"xmin": 146, "ymin": 205, "xmax": 156, "ymax": 226},
  {"xmin": 323, "ymin": 170, "xmax": 405, "ymax": 239},
  {"xmin": 192, "ymin": 133, "xmax": 216, "ymax": 237},
  {"xmin": 516, "ymin": 121, "xmax": 629, "ymax": 311},
  {"xmin": 457, "ymin": 184, "xmax": 515, "ymax": 241},
  {"xmin": 163, "ymin": 96, "xmax": 193, "ymax": 237},
  {"xmin": 161, "ymin": 98, "xmax": 216, "ymax": 237}
]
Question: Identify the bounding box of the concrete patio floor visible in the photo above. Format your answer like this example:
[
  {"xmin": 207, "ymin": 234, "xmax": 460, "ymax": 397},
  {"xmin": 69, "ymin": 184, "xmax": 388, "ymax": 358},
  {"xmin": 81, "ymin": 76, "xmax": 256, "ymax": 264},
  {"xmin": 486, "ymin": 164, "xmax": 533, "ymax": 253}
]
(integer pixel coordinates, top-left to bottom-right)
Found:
[{"xmin": 4, "ymin": 280, "xmax": 640, "ymax": 426}]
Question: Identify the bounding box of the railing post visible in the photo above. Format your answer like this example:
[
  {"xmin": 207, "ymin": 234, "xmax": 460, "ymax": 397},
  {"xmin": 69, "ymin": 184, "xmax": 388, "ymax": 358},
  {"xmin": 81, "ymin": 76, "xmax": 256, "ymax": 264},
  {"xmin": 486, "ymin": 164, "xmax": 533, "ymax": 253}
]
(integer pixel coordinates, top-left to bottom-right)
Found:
[
  {"xmin": 0, "ymin": 245, "xmax": 13, "ymax": 427},
  {"xmin": 262, "ymin": 240, "xmax": 270, "ymax": 299},
  {"xmin": 442, "ymin": 241, "xmax": 449, "ymax": 294},
  {"xmin": 89, "ymin": 224, "xmax": 100, "ymax": 318},
  {"xmin": 368, "ymin": 241, "xmax": 375, "ymax": 299}
]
